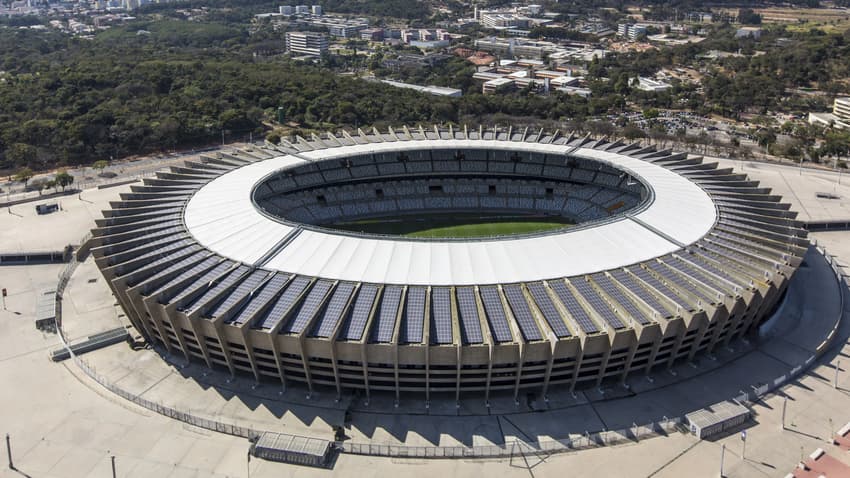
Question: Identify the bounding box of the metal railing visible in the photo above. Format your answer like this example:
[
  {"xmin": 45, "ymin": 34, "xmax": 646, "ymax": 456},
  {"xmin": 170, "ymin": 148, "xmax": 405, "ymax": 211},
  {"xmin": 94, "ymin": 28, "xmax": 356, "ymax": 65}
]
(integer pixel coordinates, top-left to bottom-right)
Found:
[
  {"xmin": 72, "ymin": 356, "xmax": 262, "ymax": 439},
  {"xmin": 342, "ymin": 418, "xmax": 683, "ymax": 458}
]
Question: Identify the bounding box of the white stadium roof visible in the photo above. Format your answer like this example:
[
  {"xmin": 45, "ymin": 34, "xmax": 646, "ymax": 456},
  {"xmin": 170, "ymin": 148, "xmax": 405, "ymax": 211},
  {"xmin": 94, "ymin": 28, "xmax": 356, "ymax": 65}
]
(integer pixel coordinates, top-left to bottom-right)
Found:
[{"xmin": 183, "ymin": 139, "xmax": 717, "ymax": 286}]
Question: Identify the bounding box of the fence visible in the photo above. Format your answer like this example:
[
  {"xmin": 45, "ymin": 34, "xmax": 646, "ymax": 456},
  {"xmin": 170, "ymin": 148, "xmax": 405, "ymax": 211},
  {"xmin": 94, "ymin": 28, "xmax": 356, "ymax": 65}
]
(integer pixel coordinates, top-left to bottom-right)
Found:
[
  {"xmin": 72, "ymin": 356, "xmax": 262, "ymax": 440},
  {"xmin": 342, "ymin": 418, "xmax": 683, "ymax": 458}
]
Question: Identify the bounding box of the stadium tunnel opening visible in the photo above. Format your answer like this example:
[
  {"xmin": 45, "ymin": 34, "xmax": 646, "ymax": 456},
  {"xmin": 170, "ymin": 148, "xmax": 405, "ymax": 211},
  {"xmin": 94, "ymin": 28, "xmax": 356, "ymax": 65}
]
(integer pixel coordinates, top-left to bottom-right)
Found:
[{"xmin": 252, "ymin": 148, "xmax": 651, "ymax": 239}]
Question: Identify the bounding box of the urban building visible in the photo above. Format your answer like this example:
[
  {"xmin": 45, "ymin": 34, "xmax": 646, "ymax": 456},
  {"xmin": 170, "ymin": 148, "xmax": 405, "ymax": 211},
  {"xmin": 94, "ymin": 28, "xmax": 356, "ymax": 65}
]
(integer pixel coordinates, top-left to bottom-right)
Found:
[
  {"xmin": 617, "ymin": 23, "xmax": 647, "ymax": 41},
  {"xmin": 285, "ymin": 31, "xmax": 328, "ymax": 57},
  {"xmin": 808, "ymin": 97, "xmax": 850, "ymax": 130}
]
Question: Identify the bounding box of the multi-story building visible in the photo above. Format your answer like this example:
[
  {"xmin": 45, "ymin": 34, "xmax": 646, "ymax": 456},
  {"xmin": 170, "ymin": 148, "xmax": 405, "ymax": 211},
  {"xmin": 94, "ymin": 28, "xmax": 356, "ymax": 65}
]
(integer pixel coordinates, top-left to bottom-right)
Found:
[
  {"xmin": 834, "ymin": 97, "xmax": 850, "ymax": 122},
  {"xmin": 617, "ymin": 23, "xmax": 647, "ymax": 41},
  {"xmin": 809, "ymin": 97, "xmax": 850, "ymax": 130},
  {"xmin": 285, "ymin": 31, "xmax": 328, "ymax": 57}
]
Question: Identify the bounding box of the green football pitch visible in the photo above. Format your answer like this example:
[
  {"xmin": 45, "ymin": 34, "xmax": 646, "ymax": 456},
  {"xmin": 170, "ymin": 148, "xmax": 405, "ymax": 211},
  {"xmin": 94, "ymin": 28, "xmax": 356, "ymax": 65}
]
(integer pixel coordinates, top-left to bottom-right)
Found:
[{"xmin": 327, "ymin": 213, "xmax": 573, "ymax": 239}]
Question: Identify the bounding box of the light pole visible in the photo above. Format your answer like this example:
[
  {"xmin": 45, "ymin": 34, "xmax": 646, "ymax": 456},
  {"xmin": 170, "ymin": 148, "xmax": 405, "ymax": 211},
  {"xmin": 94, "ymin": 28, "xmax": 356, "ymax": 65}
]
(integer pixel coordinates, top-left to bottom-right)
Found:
[
  {"xmin": 782, "ymin": 396, "xmax": 787, "ymax": 430},
  {"xmin": 6, "ymin": 433, "xmax": 12, "ymax": 470},
  {"xmin": 719, "ymin": 443, "xmax": 726, "ymax": 478},
  {"xmin": 829, "ymin": 418, "xmax": 834, "ymax": 444},
  {"xmin": 111, "ymin": 455, "xmax": 116, "ymax": 478},
  {"xmin": 836, "ymin": 360, "xmax": 841, "ymax": 389}
]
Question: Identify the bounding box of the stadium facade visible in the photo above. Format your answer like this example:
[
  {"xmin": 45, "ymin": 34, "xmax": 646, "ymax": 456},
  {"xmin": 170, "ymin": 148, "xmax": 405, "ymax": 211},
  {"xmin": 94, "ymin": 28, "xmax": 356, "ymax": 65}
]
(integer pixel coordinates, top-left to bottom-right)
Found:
[{"xmin": 90, "ymin": 126, "xmax": 807, "ymax": 403}]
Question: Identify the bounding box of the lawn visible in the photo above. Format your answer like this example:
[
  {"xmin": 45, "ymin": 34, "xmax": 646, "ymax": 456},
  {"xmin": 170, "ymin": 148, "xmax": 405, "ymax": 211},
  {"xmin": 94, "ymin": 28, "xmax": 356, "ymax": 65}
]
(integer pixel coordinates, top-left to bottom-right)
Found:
[{"xmin": 327, "ymin": 213, "xmax": 573, "ymax": 239}]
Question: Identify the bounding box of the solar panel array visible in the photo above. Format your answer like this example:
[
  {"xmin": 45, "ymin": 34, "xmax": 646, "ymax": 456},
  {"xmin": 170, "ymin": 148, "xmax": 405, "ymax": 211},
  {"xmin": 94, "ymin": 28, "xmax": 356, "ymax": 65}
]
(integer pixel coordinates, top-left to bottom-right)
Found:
[
  {"xmin": 311, "ymin": 282, "xmax": 356, "ymax": 338},
  {"xmin": 526, "ymin": 282, "xmax": 571, "ymax": 338},
  {"xmin": 227, "ymin": 273, "xmax": 290, "ymax": 325},
  {"xmin": 648, "ymin": 262, "xmax": 712, "ymax": 304},
  {"xmin": 609, "ymin": 269, "xmax": 671, "ymax": 318},
  {"xmin": 151, "ymin": 256, "xmax": 220, "ymax": 299},
  {"xmin": 183, "ymin": 265, "xmax": 251, "ymax": 312},
  {"xmin": 370, "ymin": 286, "xmax": 402, "ymax": 343},
  {"xmin": 430, "ymin": 288, "xmax": 453, "ymax": 344},
  {"xmin": 479, "ymin": 286, "xmax": 513, "ymax": 343},
  {"xmin": 571, "ymin": 279, "xmax": 626, "ymax": 330},
  {"xmin": 205, "ymin": 269, "xmax": 270, "ymax": 319},
  {"xmin": 282, "ymin": 280, "xmax": 333, "ymax": 334},
  {"xmin": 668, "ymin": 259, "xmax": 728, "ymax": 295},
  {"xmin": 167, "ymin": 261, "xmax": 235, "ymax": 304},
  {"xmin": 120, "ymin": 238, "xmax": 193, "ymax": 269},
  {"xmin": 125, "ymin": 245, "xmax": 201, "ymax": 286},
  {"xmin": 549, "ymin": 280, "xmax": 599, "ymax": 334},
  {"xmin": 141, "ymin": 250, "xmax": 211, "ymax": 293},
  {"xmin": 628, "ymin": 266, "xmax": 692, "ymax": 311},
  {"xmin": 257, "ymin": 276, "xmax": 311, "ymax": 329},
  {"xmin": 687, "ymin": 251, "xmax": 746, "ymax": 287},
  {"xmin": 339, "ymin": 284, "xmax": 379, "ymax": 341},
  {"xmin": 592, "ymin": 274, "xmax": 651, "ymax": 325},
  {"xmin": 502, "ymin": 285, "xmax": 543, "ymax": 341},
  {"xmin": 400, "ymin": 287, "xmax": 426, "ymax": 344},
  {"xmin": 456, "ymin": 287, "xmax": 484, "ymax": 344}
]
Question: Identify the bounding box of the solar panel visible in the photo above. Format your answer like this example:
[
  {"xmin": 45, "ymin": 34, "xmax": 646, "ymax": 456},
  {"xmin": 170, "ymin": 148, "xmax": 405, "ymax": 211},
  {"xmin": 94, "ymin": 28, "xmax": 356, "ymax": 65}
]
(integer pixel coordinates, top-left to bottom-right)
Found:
[
  {"xmin": 311, "ymin": 282, "xmax": 356, "ymax": 338},
  {"xmin": 571, "ymin": 279, "xmax": 626, "ymax": 330},
  {"xmin": 430, "ymin": 287, "xmax": 453, "ymax": 344},
  {"xmin": 703, "ymin": 237, "xmax": 764, "ymax": 266},
  {"xmin": 592, "ymin": 274, "xmax": 651, "ymax": 325},
  {"xmin": 696, "ymin": 243, "xmax": 761, "ymax": 277},
  {"xmin": 628, "ymin": 267, "xmax": 693, "ymax": 311},
  {"xmin": 168, "ymin": 261, "xmax": 235, "ymax": 304},
  {"xmin": 369, "ymin": 285, "xmax": 402, "ymax": 343},
  {"xmin": 647, "ymin": 262, "xmax": 712, "ymax": 305},
  {"xmin": 667, "ymin": 259, "xmax": 729, "ymax": 295},
  {"xmin": 227, "ymin": 274, "xmax": 290, "ymax": 325},
  {"xmin": 609, "ymin": 269, "xmax": 672, "ymax": 318},
  {"xmin": 526, "ymin": 283, "xmax": 571, "ymax": 338},
  {"xmin": 142, "ymin": 251, "xmax": 211, "ymax": 293},
  {"xmin": 114, "ymin": 237, "xmax": 192, "ymax": 268},
  {"xmin": 400, "ymin": 287, "xmax": 426, "ymax": 344},
  {"xmin": 502, "ymin": 285, "xmax": 543, "ymax": 341},
  {"xmin": 456, "ymin": 287, "xmax": 484, "ymax": 344},
  {"xmin": 125, "ymin": 245, "xmax": 201, "ymax": 285},
  {"xmin": 479, "ymin": 286, "xmax": 513, "ymax": 343},
  {"xmin": 182, "ymin": 265, "xmax": 251, "ymax": 312},
  {"xmin": 339, "ymin": 284, "xmax": 379, "ymax": 341},
  {"xmin": 256, "ymin": 276, "xmax": 311, "ymax": 330},
  {"xmin": 205, "ymin": 269, "xmax": 270, "ymax": 319},
  {"xmin": 687, "ymin": 252, "xmax": 747, "ymax": 288},
  {"xmin": 282, "ymin": 280, "xmax": 333, "ymax": 334},
  {"xmin": 103, "ymin": 226, "xmax": 184, "ymax": 250},
  {"xmin": 548, "ymin": 280, "xmax": 598, "ymax": 334},
  {"xmin": 152, "ymin": 256, "xmax": 221, "ymax": 299},
  {"xmin": 106, "ymin": 234, "xmax": 187, "ymax": 266}
]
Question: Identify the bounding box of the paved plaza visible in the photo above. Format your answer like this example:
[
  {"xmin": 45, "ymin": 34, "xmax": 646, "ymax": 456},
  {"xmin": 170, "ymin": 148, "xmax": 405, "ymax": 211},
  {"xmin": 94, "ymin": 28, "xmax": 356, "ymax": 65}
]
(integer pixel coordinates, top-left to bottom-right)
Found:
[{"xmin": 0, "ymin": 158, "xmax": 849, "ymax": 477}]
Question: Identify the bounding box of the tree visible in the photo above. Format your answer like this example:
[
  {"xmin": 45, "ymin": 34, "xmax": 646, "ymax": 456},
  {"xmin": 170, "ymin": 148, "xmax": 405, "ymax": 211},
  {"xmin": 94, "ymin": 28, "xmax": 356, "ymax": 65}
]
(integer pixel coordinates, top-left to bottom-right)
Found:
[
  {"xmin": 92, "ymin": 160, "xmax": 109, "ymax": 175},
  {"xmin": 5, "ymin": 143, "xmax": 37, "ymax": 169},
  {"xmin": 753, "ymin": 128, "xmax": 777, "ymax": 154},
  {"xmin": 54, "ymin": 170, "xmax": 74, "ymax": 191},
  {"xmin": 14, "ymin": 167, "xmax": 33, "ymax": 187},
  {"xmin": 265, "ymin": 132, "xmax": 281, "ymax": 145},
  {"xmin": 30, "ymin": 177, "xmax": 48, "ymax": 196}
]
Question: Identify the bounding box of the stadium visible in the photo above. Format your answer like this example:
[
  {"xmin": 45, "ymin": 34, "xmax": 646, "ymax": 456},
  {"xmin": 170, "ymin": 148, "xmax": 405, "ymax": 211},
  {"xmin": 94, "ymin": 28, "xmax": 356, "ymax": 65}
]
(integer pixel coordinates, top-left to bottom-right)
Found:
[{"xmin": 89, "ymin": 125, "xmax": 808, "ymax": 404}]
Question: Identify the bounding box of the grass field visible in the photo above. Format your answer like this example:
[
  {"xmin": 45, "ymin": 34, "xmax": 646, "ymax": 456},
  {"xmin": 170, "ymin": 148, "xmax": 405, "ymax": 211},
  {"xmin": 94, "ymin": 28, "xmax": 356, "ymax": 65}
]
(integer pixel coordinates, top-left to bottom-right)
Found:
[{"xmin": 327, "ymin": 213, "xmax": 573, "ymax": 238}]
